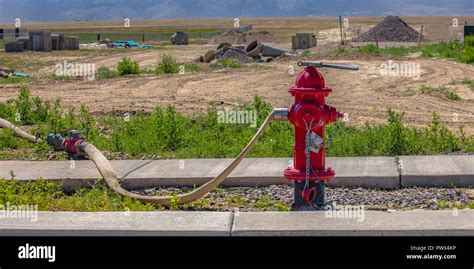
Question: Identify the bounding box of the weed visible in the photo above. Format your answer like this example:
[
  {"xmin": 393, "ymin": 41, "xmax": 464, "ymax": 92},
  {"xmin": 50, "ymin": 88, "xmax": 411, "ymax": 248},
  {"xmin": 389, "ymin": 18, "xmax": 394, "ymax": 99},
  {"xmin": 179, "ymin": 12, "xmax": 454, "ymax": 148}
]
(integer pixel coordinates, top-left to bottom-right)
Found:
[
  {"xmin": 155, "ymin": 54, "xmax": 180, "ymax": 74},
  {"xmin": 117, "ymin": 57, "xmax": 140, "ymax": 75},
  {"xmin": 461, "ymin": 79, "xmax": 474, "ymax": 91},
  {"xmin": 96, "ymin": 66, "xmax": 119, "ymax": 79},
  {"xmin": 420, "ymin": 86, "xmax": 461, "ymax": 101},
  {"xmin": 219, "ymin": 58, "xmax": 241, "ymax": 68},
  {"xmin": 253, "ymin": 195, "xmax": 289, "ymax": 211},
  {"xmin": 169, "ymin": 194, "xmax": 180, "ymax": 210},
  {"xmin": 301, "ymin": 49, "xmax": 311, "ymax": 57}
]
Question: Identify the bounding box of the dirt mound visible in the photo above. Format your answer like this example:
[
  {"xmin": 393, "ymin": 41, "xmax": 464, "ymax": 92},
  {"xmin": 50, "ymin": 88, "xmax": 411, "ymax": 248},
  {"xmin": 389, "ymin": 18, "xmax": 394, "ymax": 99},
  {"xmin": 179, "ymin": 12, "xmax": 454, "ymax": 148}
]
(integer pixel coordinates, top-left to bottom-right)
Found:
[
  {"xmin": 209, "ymin": 30, "xmax": 274, "ymax": 45},
  {"xmin": 352, "ymin": 16, "xmax": 420, "ymax": 42}
]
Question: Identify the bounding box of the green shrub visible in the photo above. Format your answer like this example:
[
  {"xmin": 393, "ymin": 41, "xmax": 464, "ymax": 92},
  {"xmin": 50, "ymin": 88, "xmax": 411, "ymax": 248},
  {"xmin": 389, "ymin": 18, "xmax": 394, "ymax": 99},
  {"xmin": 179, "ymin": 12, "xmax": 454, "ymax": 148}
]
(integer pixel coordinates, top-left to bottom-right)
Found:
[
  {"xmin": 117, "ymin": 57, "xmax": 140, "ymax": 75},
  {"xmin": 155, "ymin": 54, "xmax": 180, "ymax": 74},
  {"xmin": 464, "ymin": 35, "xmax": 474, "ymax": 47},
  {"xmin": 96, "ymin": 66, "xmax": 119, "ymax": 79},
  {"xmin": 462, "ymin": 46, "xmax": 474, "ymax": 63}
]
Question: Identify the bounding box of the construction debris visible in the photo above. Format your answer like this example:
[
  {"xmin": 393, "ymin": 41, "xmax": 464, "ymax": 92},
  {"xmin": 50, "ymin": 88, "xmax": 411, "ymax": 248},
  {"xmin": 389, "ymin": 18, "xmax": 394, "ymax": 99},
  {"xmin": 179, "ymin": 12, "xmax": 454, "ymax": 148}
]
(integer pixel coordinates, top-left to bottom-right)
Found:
[
  {"xmin": 16, "ymin": 37, "xmax": 29, "ymax": 49},
  {"xmin": 352, "ymin": 15, "xmax": 420, "ymax": 42},
  {"xmin": 197, "ymin": 40, "xmax": 294, "ymax": 66},
  {"xmin": 29, "ymin": 31, "xmax": 52, "ymax": 51},
  {"xmin": 209, "ymin": 30, "xmax": 274, "ymax": 45},
  {"xmin": 51, "ymin": 34, "xmax": 65, "ymax": 50},
  {"xmin": 217, "ymin": 46, "xmax": 254, "ymax": 63},
  {"xmin": 292, "ymin": 32, "xmax": 317, "ymax": 49},
  {"xmin": 65, "ymin": 36, "xmax": 80, "ymax": 50},
  {"xmin": 5, "ymin": 42, "xmax": 24, "ymax": 53},
  {"xmin": 171, "ymin": 31, "xmax": 189, "ymax": 45}
]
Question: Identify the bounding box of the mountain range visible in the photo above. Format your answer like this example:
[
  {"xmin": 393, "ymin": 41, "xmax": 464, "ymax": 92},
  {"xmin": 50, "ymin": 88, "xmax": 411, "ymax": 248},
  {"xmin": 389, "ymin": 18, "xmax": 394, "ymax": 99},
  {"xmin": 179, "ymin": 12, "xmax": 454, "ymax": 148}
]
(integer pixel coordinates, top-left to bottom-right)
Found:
[{"xmin": 0, "ymin": 0, "xmax": 472, "ymax": 22}]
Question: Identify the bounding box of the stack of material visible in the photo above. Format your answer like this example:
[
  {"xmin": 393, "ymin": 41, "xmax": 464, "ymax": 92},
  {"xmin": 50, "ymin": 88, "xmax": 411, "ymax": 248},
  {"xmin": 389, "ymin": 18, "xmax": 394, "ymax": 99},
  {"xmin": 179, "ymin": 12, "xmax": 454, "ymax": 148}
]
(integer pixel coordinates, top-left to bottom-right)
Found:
[
  {"xmin": 292, "ymin": 32, "xmax": 317, "ymax": 49},
  {"xmin": 51, "ymin": 34, "xmax": 65, "ymax": 50},
  {"xmin": 5, "ymin": 42, "xmax": 24, "ymax": 52},
  {"xmin": 197, "ymin": 41, "xmax": 292, "ymax": 65},
  {"xmin": 65, "ymin": 36, "xmax": 79, "ymax": 50},
  {"xmin": 29, "ymin": 31, "xmax": 52, "ymax": 51},
  {"xmin": 352, "ymin": 15, "xmax": 420, "ymax": 42},
  {"xmin": 16, "ymin": 37, "xmax": 29, "ymax": 49}
]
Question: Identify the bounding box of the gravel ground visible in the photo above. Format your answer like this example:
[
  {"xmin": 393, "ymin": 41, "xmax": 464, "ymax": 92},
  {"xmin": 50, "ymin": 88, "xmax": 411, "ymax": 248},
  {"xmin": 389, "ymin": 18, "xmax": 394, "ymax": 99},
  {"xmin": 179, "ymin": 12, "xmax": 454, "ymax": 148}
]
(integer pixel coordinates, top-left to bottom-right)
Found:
[{"xmin": 132, "ymin": 185, "xmax": 472, "ymax": 211}]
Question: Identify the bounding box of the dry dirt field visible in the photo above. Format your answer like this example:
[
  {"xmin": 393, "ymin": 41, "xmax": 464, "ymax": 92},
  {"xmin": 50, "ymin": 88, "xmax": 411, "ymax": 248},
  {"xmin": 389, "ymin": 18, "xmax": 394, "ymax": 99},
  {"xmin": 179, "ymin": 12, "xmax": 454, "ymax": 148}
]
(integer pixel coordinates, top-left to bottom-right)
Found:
[{"xmin": 1, "ymin": 16, "xmax": 473, "ymax": 134}]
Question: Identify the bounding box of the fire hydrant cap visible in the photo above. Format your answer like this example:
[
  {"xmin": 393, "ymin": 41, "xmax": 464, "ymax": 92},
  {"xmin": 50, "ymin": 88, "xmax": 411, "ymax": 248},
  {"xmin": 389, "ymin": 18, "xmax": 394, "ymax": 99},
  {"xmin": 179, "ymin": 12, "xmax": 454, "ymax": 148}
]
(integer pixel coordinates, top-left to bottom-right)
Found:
[{"xmin": 295, "ymin": 67, "xmax": 325, "ymax": 89}]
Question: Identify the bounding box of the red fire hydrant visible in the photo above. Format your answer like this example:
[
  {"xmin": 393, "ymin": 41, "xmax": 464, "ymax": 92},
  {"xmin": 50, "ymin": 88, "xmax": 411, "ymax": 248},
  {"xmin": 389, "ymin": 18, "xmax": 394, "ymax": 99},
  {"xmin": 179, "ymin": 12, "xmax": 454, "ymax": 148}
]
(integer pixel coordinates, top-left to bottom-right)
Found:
[{"xmin": 284, "ymin": 61, "xmax": 358, "ymax": 208}]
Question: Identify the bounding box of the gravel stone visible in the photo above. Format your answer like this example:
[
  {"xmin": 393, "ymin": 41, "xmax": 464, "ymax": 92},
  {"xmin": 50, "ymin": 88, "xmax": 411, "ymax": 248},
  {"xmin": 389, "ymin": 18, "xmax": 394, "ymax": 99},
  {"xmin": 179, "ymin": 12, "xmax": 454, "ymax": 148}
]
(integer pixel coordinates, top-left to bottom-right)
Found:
[{"xmin": 132, "ymin": 184, "xmax": 471, "ymax": 211}]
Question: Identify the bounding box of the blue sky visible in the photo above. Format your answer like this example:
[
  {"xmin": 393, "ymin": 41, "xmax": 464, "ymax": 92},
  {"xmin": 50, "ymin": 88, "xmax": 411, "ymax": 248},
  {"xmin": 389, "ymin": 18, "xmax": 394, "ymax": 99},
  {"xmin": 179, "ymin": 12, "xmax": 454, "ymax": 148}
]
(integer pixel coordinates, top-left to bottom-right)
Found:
[{"xmin": 0, "ymin": 0, "xmax": 472, "ymax": 22}]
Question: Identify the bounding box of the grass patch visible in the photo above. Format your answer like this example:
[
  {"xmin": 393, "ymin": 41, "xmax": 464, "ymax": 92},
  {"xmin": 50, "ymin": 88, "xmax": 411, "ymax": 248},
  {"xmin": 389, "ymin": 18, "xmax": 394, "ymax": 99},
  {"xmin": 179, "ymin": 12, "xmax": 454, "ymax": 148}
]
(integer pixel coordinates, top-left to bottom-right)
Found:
[
  {"xmin": 461, "ymin": 79, "xmax": 474, "ymax": 91},
  {"xmin": 437, "ymin": 200, "xmax": 474, "ymax": 210},
  {"xmin": 0, "ymin": 178, "xmax": 159, "ymax": 211},
  {"xmin": 300, "ymin": 49, "xmax": 311, "ymax": 57},
  {"xmin": 0, "ymin": 39, "xmax": 15, "ymax": 49},
  {"xmin": 352, "ymin": 40, "xmax": 474, "ymax": 64},
  {"xmin": 0, "ymin": 76, "xmax": 37, "ymax": 84},
  {"xmin": 0, "ymin": 87, "xmax": 473, "ymax": 160},
  {"xmin": 419, "ymin": 86, "xmax": 461, "ymax": 101},
  {"xmin": 253, "ymin": 195, "xmax": 289, "ymax": 211},
  {"xmin": 356, "ymin": 44, "xmax": 419, "ymax": 57},
  {"xmin": 219, "ymin": 58, "xmax": 241, "ymax": 68},
  {"xmin": 96, "ymin": 66, "xmax": 119, "ymax": 79}
]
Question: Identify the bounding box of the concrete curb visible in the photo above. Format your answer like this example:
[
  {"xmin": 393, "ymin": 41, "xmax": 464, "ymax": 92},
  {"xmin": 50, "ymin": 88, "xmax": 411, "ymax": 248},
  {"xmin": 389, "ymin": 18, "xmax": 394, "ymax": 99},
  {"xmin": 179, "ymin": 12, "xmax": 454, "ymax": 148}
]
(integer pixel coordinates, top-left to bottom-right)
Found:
[
  {"xmin": 0, "ymin": 210, "xmax": 472, "ymax": 236},
  {"xmin": 0, "ymin": 155, "xmax": 472, "ymax": 189},
  {"xmin": 400, "ymin": 155, "xmax": 474, "ymax": 187},
  {"xmin": 0, "ymin": 211, "xmax": 233, "ymax": 236},
  {"xmin": 231, "ymin": 210, "xmax": 474, "ymax": 236}
]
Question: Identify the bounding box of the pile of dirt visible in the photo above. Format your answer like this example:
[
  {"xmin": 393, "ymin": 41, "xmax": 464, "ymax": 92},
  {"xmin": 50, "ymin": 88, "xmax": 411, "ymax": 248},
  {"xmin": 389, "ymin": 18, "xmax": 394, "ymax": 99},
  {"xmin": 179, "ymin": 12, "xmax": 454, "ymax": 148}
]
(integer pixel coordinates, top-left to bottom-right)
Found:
[
  {"xmin": 352, "ymin": 16, "xmax": 420, "ymax": 42},
  {"xmin": 209, "ymin": 30, "xmax": 274, "ymax": 45}
]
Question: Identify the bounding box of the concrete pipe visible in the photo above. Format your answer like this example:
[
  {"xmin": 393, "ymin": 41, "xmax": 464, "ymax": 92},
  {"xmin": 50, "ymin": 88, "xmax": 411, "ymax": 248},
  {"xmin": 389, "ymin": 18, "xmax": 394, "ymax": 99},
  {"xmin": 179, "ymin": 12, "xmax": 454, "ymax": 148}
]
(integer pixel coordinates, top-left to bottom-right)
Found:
[
  {"xmin": 260, "ymin": 43, "xmax": 289, "ymax": 57},
  {"xmin": 203, "ymin": 50, "xmax": 217, "ymax": 63},
  {"xmin": 245, "ymin": 40, "xmax": 263, "ymax": 57}
]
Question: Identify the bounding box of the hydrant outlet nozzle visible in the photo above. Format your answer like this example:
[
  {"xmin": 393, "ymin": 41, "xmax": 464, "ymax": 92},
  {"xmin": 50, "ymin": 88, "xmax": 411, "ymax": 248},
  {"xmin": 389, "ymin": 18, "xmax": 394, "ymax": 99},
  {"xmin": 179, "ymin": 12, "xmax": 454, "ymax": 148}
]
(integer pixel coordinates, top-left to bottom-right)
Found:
[{"xmin": 273, "ymin": 108, "xmax": 289, "ymax": 121}]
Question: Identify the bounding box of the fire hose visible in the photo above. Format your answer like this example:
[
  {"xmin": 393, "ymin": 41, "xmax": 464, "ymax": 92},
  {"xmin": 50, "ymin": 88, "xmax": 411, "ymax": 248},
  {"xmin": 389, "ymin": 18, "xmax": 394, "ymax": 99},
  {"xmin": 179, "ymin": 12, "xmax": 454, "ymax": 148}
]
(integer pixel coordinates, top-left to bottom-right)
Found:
[{"xmin": 0, "ymin": 109, "xmax": 284, "ymax": 206}]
